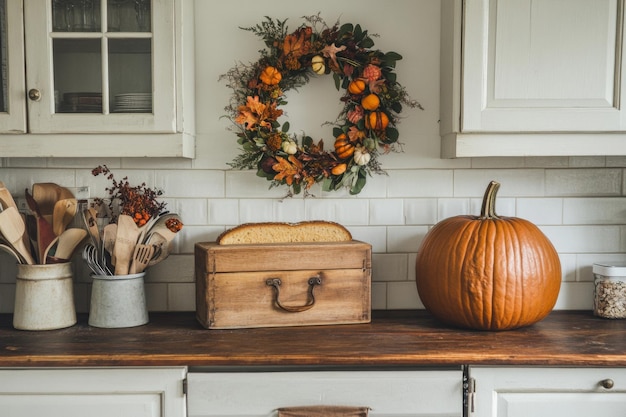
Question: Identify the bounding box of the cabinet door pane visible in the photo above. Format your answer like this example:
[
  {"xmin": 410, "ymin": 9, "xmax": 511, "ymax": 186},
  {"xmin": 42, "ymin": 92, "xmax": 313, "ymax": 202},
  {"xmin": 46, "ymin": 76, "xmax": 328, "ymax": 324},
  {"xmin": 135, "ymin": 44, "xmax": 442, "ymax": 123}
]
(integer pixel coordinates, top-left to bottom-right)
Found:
[
  {"xmin": 25, "ymin": 0, "xmax": 174, "ymax": 133},
  {"xmin": 0, "ymin": 0, "xmax": 7, "ymax": 113},
  {"xmin": 0, "ymin": 0, "xmax": 26, "ymax": 133},
  {"xmin": 109, "ymin": 38, "xmax": 152, "ymax": 113},
  {"xmin": 53, "ymin": 0, "xmax": 102, "ymax": 33},
  {"xmin": 108, "ymin": 0, "xmax": 151, "ymax": 33},
  {"xmin": 53, "ymin": 38, "xmax": 102, "ymax": 113}
]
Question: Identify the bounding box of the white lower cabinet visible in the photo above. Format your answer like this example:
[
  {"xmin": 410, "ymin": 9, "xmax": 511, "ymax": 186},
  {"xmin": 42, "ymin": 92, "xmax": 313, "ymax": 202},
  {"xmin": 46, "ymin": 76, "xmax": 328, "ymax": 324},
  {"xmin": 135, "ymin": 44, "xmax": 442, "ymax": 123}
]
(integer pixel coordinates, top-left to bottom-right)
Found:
[
  {"xmin": 468, "ymin": 367, "xmax": 626, "ymax": 417},
  {"xmin": 187, "ymin": 368, "xmax": 463, "ymax": 417},
  {"xmin": 0, "ymin": 367, "xmax": 187, "ymax": 417}
]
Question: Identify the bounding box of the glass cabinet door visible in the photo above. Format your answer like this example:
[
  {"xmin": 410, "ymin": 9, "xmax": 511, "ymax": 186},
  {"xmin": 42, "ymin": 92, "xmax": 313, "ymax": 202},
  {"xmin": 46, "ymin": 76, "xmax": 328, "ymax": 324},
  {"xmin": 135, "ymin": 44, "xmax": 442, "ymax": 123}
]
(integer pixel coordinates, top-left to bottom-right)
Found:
[
  {"xmin": 23, "ymin": 0, "xmax": 175, "ymax": 133},
  {"xmin": 0, "ymin": 0, "xmax": 27, "ymax": 133}
]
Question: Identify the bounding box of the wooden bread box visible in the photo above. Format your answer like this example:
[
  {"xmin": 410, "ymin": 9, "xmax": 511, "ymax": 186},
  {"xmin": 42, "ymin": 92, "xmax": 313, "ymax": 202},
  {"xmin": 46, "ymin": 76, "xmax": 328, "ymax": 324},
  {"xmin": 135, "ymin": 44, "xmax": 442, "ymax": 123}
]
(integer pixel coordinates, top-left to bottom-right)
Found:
[{"xmin": 194, "ymin": 241, "xmax": 372, "ymax": 329}]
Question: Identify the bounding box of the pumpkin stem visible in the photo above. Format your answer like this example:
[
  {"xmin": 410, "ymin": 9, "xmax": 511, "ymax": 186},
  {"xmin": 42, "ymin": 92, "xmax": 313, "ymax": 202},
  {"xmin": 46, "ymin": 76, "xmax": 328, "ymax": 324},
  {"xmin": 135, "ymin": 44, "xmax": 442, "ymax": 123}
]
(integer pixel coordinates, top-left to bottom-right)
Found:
[{"xmin": 479, "ymin": 181, "xmax": 501, "ymax": 219}]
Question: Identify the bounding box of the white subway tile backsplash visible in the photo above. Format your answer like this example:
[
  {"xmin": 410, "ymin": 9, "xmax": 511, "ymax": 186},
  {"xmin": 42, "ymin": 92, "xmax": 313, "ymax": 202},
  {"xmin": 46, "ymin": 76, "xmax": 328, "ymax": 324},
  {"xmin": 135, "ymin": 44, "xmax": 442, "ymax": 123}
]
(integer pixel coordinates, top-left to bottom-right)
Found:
[
  {"xmin": 606, "ymin": 156, "xmax": 626, "ymax": 167},
  {"xmin": 546, "ymin": 168, "xmax": 622, "ymax": 196},
  {"xmin": 576, "ymin": 253, "xmax": 626, "ymax": 281},
  {"xmin": 438, "ymin": 198, "xmax": 470, "ymax": 220},
  {"xmin": 388, "ymin": 281, "xmax": 423, "ymax": 309},
  {"xmin": 371, "ymin": 282, "xmax": 387, "ymax": 310},
  {"xmin": 454, "ymin": 169, "xmax": 545, "ymax": 197},
  {"xmin": 563, "ymin": 197, "xmax": 626, "ymax": 224},
  {"xmin": 239, "ymin": 199, "xmax": 280, "ymax": 223},
  {"xmin": 225, "ymin": 170, "xmax": 289, "ymax": 198},
  {"xmin": 470, "ymin": 197, "xmax": 516, "ymax": 217},
  {"xmin": 179, "ymin": 226, "xmax": 224, "ymax": 252},
  {"xmin": 542, "ymin": 225, "xmax": 622, "ymax": 253},
  {"xmin": 404, "ymin": 199, "xmax": 438, "ymax": 225},
  {"xmin": 372, "ymin": 253, "xmax": 409, "ymax": 282},
  {"xmin": 470, "ymin": 157, "xmax": 525, "ymax": 169},
  {"xmin": 167, "ymin": 283, "xmax": 196, "ymax": 311},
  {"xmin": 305, "ymin": 199, "xmax": 369, "ymax": 225},
  {"xmin": 369, "ymin": 199, "xmax": 404, "ymax": 225},
  {"xmin": 173, "ymin": 198, "xmax": 208, "ymax": 225},
  {"xmin": 559, "ymin": 254, "xmax": 577, "ymax": 282},
  {"xmin": 387, "ymin": 170, "xmax": 454, "ymax": 197},
  {"xmin": 145, "ymin": 283, "xmax": 168, "ymax": 312},
  {"xmin": 209, "ymin": 199, "xmax": 239, "ymax": 225},
  {"xmin": 350, "ymin": 226, "xmax": 387, "ymax": 253},
  {"xmin": 553, "ymin": 282, "xmax": 594, "ymax": 310},
  {"xmin": 387, "ymin": 226, "xmax": 429, "ymax": 253},
  {"xmin": 157, "ymin": 169, "xmax": 225, "ymax": 198},
  {"xmin": 568, "ymin": 156, "xmax": 606, "ymax": 168},
  {"xmin": 146, "ymin": 254, "xmax": 194, "ymax": 283},
  {"xmin": 517, "ymin": 198, "xmax": 563, "ymax": 225}
]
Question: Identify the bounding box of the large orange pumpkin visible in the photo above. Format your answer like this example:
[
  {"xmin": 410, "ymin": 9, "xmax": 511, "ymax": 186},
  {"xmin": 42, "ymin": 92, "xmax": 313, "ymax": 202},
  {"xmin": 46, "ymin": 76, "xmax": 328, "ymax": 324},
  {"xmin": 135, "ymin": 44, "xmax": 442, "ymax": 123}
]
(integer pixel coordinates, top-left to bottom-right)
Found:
[{"xmin": 415, "ymin": 181, "xmax": 561, "ymax": 331}]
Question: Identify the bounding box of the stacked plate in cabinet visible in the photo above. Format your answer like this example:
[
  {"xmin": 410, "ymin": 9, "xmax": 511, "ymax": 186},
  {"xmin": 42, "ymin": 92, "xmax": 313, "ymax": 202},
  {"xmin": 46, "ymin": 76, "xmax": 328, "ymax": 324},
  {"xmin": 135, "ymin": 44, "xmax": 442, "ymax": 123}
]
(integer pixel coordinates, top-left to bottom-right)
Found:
[
  {"xmin": 59, "ymin": 92, "xmax": 102, "ymax": 113},
  {"xmin": 113, "ymin": 93, "xmax": 152, "ymax": 113}
]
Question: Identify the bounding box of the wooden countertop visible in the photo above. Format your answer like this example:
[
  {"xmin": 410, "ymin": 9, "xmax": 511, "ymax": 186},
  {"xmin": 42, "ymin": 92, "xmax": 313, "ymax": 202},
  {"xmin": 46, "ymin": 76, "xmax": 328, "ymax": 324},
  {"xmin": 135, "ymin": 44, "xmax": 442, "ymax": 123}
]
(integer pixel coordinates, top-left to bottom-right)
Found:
[{"xmin": 0, "ymin": 310, "xmax": 625, "ymax": 368}]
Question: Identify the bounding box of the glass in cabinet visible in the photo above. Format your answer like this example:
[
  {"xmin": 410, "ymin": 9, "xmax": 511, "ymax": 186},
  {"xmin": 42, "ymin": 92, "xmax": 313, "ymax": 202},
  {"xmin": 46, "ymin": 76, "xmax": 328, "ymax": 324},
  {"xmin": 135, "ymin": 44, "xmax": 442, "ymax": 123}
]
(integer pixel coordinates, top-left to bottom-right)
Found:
[
  {"xmin": 0, "ymin": 0, "xmax": 27, "ymax": 133},
  {"xmin": 0, "ymin": 0, "xmax": 194, "ymax": 158}
]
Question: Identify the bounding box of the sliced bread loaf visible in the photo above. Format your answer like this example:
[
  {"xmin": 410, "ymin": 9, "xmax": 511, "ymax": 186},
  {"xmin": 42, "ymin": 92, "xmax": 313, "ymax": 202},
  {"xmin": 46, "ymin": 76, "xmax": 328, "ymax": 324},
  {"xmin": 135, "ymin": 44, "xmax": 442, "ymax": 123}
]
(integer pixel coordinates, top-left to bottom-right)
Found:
[{"xmin": 217, "ymin": 221, "xmax": 352, "ymax": 245}]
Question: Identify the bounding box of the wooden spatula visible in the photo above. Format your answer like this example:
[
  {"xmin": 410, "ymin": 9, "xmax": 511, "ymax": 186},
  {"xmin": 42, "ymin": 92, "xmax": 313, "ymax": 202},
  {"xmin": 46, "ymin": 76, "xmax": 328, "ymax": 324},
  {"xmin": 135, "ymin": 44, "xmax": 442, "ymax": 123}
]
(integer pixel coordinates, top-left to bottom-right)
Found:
[
  {"xmin": 25, "ymin": 189, "xmax": 56, "ymax": 264},
  {"xmin": 0, "ymin": 186, "xmax": 18, "ymax": 211},
  {"xmin": 113, "ymin": 214, "xmax": 140, "ymax": 275},
  {"xmin": 102, "ymin": 223, "xmax": 118, "ymax": 267},
  {"xmin": 52, "ymin": 198, "xmax": 78, "ymax": 236},
  {"xmin": 54, "ymin": 228, "xmax": 88, "ymax": 260},
  {"xmin": 129, "ymin": 243, "xmax": 154, "ymax": 274},
  {"xmin": 32, "ymin": 183, "xmax": 61, "ymax": 219},
  {"xmin": 0, "ymin": 207, "xmax": 35, "ymax": 265}
]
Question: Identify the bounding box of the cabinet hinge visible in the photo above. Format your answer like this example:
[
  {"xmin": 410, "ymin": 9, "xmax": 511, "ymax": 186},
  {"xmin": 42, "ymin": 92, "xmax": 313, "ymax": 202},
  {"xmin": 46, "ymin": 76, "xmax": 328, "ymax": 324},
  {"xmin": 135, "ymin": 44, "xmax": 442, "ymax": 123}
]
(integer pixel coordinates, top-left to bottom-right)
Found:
[
  {"xmin": 182, "ymin": 378, "xmax": 188, "ymax": 395},
  {"xmin": 467, "ymin": 377, "xmax": 476, "ymax": 414},
  {"xmin": 462, "ymin": 366, "xmax": 475, "ymax": 417}
]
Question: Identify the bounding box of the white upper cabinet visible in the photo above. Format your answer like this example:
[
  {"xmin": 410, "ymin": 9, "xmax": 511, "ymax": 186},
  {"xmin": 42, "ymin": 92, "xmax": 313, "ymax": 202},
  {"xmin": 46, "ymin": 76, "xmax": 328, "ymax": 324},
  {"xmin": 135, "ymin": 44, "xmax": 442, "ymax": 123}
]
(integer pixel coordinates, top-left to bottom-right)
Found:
[
  {"xmin": 0, "ymin": 0, "xmax": 195, "ymax": 158},
  {"xmin": 441, "ymin": 0, "xmax": 626, "ymax": 157},
  {"xmin": 0, "ymin": 0, "xmax": 26, "ymax": 133}
]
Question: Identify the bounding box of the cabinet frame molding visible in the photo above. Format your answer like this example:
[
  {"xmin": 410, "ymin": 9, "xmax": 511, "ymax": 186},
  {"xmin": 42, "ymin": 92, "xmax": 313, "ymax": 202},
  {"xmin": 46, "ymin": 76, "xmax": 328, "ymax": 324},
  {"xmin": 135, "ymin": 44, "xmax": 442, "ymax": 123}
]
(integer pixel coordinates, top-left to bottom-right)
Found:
[{"xmin": 441, "ymin": 0, "xmax": 626, "ymax": 158}]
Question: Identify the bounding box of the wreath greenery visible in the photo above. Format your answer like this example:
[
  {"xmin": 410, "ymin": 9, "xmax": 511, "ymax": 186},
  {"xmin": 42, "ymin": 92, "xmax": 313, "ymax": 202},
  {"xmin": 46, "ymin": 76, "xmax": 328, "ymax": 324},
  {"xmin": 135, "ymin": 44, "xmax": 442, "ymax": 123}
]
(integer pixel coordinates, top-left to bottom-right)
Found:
[{"xmin": 221, "ymin": 14, "xmax": 421, "ymax": 195}]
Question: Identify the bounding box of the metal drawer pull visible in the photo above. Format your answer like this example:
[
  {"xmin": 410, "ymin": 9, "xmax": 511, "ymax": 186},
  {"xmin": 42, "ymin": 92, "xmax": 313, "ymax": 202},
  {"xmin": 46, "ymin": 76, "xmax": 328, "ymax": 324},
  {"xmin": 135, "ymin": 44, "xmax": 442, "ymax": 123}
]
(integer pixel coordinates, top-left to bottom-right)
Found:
[
  {"xmin": 600, "ymin": 379, "xmax": 615, "ymax": 389},
  {"xmin": 266, "ymin": 276, "xmax": 322, "ymax": 313}
]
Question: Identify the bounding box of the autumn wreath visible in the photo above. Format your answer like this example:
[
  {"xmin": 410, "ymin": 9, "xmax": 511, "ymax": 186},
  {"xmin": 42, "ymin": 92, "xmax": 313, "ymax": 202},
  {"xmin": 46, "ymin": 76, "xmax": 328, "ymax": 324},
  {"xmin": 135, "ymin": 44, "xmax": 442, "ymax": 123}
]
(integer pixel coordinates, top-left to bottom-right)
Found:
[{"xmin": 221, "ymin": 15, "xmax": 420, "ymax": 195}]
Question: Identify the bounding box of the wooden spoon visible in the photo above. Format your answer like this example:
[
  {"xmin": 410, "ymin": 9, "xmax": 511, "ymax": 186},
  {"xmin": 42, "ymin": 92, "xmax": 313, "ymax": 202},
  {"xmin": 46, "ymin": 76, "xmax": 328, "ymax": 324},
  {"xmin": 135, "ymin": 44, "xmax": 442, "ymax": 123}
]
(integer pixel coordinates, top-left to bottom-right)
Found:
[
  {"xmin": 52, "ymin": 198, "xmax": 78, "ymax": 236},
  {"xmin": 146, "ymin": 231, "xmax": 171, "ymax": 267},
  {"xmin": 0, "ymin": 186, "xmax": 18, "ymax": 211},
  {"xmin": 0, "ymin": 207, "xmax": 35, "ymax": 265},
  {"xmin": 25, "ymin": 189, "xmax": 56, "ymax": 264},
  {"xmin": 146, "ymin": 213, "xmax": 181, "ymax": 244},
  {"xmin": 102, "ymin": 223, "xmax": 118, "ymax": 267},
  {"xmin": 54, "ymin": 228, "xmax": 88, "ymax": 260},
  {"xmin": 32, "ymin": 183, "xmax": 61, "ymax": 218},
  {"xmin": 113, "ymin": 214, "xmax": 140, "ymax": 275},
  {"xmin": 82, "ymin": 207, "xmax": 101, "ymax": 252}
]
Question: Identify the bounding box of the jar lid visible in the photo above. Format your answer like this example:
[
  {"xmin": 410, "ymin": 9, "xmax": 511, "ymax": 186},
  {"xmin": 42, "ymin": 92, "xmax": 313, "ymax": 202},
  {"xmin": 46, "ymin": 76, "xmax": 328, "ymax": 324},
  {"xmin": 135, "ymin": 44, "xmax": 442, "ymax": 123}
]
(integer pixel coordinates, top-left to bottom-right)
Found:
[{"xmin": 593, "ymin": 263, "xmax": 626, "ymax": 276}]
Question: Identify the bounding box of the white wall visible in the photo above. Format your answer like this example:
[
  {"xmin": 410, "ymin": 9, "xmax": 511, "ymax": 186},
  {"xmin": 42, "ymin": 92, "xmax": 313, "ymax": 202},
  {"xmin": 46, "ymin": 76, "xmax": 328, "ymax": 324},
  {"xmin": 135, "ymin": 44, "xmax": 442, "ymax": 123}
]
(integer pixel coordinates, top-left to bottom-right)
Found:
[{"xmin": 1, "ymin": 0, "xmax": 625, "ymax": 314}]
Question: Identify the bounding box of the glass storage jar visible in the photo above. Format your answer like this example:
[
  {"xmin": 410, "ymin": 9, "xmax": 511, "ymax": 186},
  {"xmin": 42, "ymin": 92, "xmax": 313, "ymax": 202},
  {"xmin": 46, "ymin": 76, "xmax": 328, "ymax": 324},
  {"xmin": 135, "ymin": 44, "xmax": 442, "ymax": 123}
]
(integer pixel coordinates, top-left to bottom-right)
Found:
[{"xmin": 593, "ymin": 263, "xmax": 626, "ymax": 319}]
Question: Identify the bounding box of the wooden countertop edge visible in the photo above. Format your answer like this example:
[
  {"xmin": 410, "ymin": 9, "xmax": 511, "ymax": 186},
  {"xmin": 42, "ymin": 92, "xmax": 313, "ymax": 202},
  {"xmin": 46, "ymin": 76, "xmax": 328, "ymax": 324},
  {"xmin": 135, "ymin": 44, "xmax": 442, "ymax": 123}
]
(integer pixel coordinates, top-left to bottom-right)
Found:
[
  {"xmin": 2, "ymin": 310, "xmax": 626, "ymax": 368},
  {"xmin": 2, "ymin": 354, "xmax": 626, "ymax": 368}
]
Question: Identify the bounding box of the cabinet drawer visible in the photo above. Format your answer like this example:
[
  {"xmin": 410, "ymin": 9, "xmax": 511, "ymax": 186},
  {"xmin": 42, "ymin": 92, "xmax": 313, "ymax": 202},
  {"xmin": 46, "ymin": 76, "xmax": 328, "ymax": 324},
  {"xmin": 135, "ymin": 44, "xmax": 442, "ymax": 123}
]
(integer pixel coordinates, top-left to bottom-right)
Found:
[
  {"xmin": 0, "ymin": 367, "xmax": 186, "ymax": 417},
  {"xmin": 187, "ymin": 369, "xmax": 463, "ymax": 417},
  {"xmin": 469, "ymin": 367, "xmax": 626, "ymax": 417}
]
